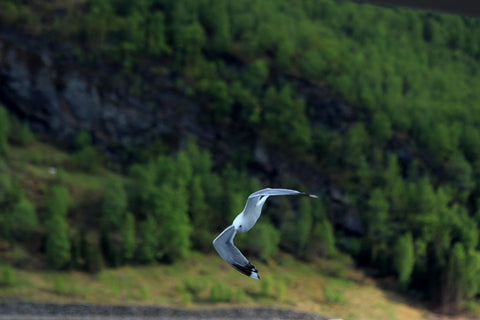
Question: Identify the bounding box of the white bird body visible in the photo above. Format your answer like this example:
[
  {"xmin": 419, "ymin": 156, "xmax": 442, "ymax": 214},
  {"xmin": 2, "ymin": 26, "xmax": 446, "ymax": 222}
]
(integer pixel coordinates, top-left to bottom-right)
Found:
[{"xmin": 213, "ymin": 188, "xmax": 318, "ymax": 279}]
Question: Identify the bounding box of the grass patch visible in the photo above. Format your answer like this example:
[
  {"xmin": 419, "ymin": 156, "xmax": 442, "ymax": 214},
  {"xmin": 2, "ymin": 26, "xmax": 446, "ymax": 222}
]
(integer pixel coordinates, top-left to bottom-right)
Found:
[
  {"xmin": 210, "ymin": 282, "xmax": 235, "ymax": 302},
  {"xmin": 323, "ymin": 285, "xmax": 345, "ymax": 304},
  {"xmin": 0, "ymin": 254, "xmax": 452, "ymax": 320}
]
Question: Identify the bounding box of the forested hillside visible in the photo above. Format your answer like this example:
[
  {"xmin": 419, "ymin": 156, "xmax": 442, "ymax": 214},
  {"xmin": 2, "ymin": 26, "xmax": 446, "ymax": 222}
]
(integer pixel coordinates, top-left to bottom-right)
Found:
[{"xmin": 1, "ymin": 0, "xmax": 480, "ymax": 314}]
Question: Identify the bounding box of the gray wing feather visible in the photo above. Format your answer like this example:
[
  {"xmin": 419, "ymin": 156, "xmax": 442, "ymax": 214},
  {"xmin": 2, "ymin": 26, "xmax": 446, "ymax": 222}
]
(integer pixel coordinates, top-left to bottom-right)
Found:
[
  {"xmin": 212, "ymin": 225, "xmax": 258, "ymax": 278},
  {"xmin": 213, "ymin": 225, "xmax": 249, "ymax": 266},
  {"xmin": 248, "ymin": 188, "xmax": 318, "ymax": 199}
]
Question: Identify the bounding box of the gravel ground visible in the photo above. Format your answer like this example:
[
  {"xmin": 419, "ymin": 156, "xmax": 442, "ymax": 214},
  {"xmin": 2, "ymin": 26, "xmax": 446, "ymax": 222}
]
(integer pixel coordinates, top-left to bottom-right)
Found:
[{"xmin": 0, "ymin": 301, "xmax": 329, "ymax": 320}]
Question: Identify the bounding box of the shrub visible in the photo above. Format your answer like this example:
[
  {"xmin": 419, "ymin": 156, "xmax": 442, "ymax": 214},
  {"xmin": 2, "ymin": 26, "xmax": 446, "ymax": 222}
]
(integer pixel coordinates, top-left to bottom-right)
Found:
[
  {"xmin": 210, "ymin": 282, "xmax": 234, "ymax": 302},
  {"xmin": 309, "ymin": 219, "xmax": 336, "ymax": 258},
  {"xmin": 1, "ymin": 265, "xmax": 15, "ymax": 286},
  {"xmin": 241, "ymin": 221, "xmax": 280, "ymax": 261},
  {"xmin": 101, "ymin": 178, "xmax": 127, "ymax": 230},
  {"xmin": 393, "ymin": 233, "xmax": 415, "ymax": 289},
  {"xmin": 45, "ymin": 214, "xmax": 71, "ymax": 269},
  {"xmin": 260, "ymin": 276, "xmax": 274, "ymax": 298},
  {"xmin": 8, "ymin": 118, "xmax": 34, "ymax": 146},
  {"xmin": 7, "ymin": 197, "xmax": 38, "ymax": 241},
  {"xmin": 53, "ymin": 275, "xmax": 67, "ymax": 295},
  {"xmin": 323, "ymin": 285, "xmax": 345, "ymax": 304}
]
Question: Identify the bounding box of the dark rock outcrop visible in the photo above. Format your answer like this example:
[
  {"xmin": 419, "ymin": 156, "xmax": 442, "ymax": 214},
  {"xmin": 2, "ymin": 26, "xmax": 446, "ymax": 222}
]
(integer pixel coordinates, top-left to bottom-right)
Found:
[{"xmin": 0, "ymin": 32, "xmax": 212, "ymax": 153}]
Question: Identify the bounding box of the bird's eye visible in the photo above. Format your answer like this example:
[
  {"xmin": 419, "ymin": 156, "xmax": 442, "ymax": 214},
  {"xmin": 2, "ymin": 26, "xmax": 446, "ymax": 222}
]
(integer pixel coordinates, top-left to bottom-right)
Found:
[{"xmin": 239, "ymin": 225, "xmax": 242, "ymax": 228}]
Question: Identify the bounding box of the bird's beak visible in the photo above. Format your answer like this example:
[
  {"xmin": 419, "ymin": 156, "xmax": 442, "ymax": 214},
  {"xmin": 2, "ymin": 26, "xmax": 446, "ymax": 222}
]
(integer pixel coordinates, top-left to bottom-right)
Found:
[{"xmin": 234, "ymin": 228, "xmax": 238, "ymax": 232}]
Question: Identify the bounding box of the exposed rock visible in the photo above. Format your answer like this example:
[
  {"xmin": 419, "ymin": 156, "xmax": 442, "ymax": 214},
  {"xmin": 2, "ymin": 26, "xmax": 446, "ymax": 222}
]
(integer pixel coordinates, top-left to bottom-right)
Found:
[{"xmin": 0, "ymin": 33, "xmax": 211, "ymax": 152}]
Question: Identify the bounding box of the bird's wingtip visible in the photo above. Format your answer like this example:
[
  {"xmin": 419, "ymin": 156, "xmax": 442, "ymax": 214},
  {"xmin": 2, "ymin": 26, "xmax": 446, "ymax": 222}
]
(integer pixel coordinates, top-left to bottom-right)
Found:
[{"xmin": 250, "ymin": 272, "xmax": 260, "ymax": 280}]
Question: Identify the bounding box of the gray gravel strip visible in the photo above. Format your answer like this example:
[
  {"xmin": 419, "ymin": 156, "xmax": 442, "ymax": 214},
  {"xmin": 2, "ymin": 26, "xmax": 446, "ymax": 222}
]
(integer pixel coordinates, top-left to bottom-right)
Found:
[{"xmin": 0, "ymin": 302, "xmax": 328, "ymax": 320}]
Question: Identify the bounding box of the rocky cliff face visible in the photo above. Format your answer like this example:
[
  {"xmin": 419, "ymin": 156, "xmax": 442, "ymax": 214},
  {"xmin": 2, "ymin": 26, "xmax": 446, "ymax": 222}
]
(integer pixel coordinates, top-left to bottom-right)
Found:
[
  {"xmin": 0, "ymin": 31, "xmax": 362, "ymax": 235},
  {"xmin": 0, "ymin": 32, "xmax": 213, "ymax": 153}
]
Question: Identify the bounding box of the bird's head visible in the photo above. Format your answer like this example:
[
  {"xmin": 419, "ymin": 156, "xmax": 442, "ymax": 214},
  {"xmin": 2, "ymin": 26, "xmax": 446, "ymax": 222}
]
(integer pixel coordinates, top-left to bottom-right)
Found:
[{"xmin": 233, "ymin": 215, "xmax": 244, "ymax": 233}]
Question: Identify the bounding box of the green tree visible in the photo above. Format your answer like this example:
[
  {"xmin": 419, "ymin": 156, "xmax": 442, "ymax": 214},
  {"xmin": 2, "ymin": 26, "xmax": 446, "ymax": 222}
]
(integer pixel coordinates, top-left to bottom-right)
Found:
[
  {"xmin": 241, "ymin": 60, "xmax": 269, "ymax": 94},
  {"xmin": 199, "ymin": 0, "xmax": 231, "ymax": 52},
  {"xmin": 262, "ymin": 85, "xmax": 312, "ymax": 150},
  {"xmin": 370, "ymin": 111, "xmax": 392, "ymax": 147},
  {"xmin": 136, "ymin": 214, "xmax": 158, "ymax": 264},
  {"xmin": 173, "ymin": 22, "xmax": 206, "ymax": 68},
  {"xmin": 156, "ymin": 183, "xmax": 192, "ymax": 262},
  {"xmin": 44, "ymin": 185, "xmax": 71, "ymax": 269},
  {"xmin": 6, "ymin": 197, "xmax": 38, "ymax": 241},
  {"xmin": 308, "ymin": 219, "xmax": 336, "ymax": 258},
  {"xmin": 281, "ymin": 198, "xmax": 312, "ymax": 256},
  {"xmin": 45, "ymin": 214, "xmax": 71, "ymax": 269},
  {"xmin": 73, "ymin": 130, "xmax": 101, "ymax": 172},
  {"xmin": 343, "ymin": 122, "xmax": 369, "ymax": 168},
  {"xmin": 240, "ymin": 220, "xmax": 280, "ymax": 261},
  {"xmin": 393, "ymin": 233, "xmax": 415, "ymax": 289},
  {"xmin": 188, "ymin": 176, "xmax": 212, "ymax": 252},
  {"xmin": 101, "ymin": 178, "xmax": 127, "ymax": 230},
  {"xmin": 363, "ymin": 188, "xmax": 390, "ymax": 267},
  {"xmin": 122, "ymin": 212, "xmax": 136, "ymax": 261}
]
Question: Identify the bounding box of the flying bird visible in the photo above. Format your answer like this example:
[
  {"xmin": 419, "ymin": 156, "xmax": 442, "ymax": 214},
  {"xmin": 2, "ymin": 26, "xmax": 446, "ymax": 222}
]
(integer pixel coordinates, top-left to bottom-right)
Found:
[{"xmin": 213, "ymin": 188, "xmax": 318, "ymax": 279}]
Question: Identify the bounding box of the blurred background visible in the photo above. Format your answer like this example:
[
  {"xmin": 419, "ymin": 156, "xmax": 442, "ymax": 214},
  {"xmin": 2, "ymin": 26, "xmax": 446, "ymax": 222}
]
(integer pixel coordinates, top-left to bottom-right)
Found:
[{"xmin": 0, "ymin": 1, "xmax": 479, "ymax": 319}]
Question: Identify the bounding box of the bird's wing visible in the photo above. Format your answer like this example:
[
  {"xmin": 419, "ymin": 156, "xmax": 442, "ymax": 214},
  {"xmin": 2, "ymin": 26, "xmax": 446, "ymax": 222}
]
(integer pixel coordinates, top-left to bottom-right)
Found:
[
  {"xmin": 241, "ymin": 188, "xmax": 318, "ymax": 222},
  {"xmin": 212, "ymin": 225, "xmax": 260, "ymax": 279},
  {"xmin": 248, "ymin": 188, "xmax": 318, "ymax": 199}
]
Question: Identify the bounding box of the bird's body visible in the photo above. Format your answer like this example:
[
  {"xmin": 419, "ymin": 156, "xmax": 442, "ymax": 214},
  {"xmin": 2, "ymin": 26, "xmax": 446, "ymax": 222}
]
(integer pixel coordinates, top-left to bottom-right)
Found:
[{"xmin": 213, "ymin": 188, "xmax": 318, "ymax": 279}]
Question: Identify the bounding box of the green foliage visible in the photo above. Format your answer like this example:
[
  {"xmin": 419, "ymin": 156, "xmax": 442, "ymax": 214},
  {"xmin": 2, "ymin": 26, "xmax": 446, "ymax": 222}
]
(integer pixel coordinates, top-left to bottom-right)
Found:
[
  {"xmin": 370, "ymin": 112, "xmax": 392, "ymax": 147},
  {"xmin": 343, "ymin": 122, "xmax": 369, "ymax": 168},
  {"xmin": 5, "ymin": 0, "xmax": 480, "ymax": 312},
  {"xmin": 323, "ymin": 285, "xmax": 345, "ymax": 304},
  {"xmin": 240, "ymin": 220, "xmax": 280, "ymax": 261},
  {"xmin": 7, "ymin": 114, "xmax": 35, "ymax": 146},
  {"xmin": 1, "ymin": 265, "xmax": 15, "ymax": 286},
  {"xmin": 210, "ymin": 282, "xmax": 234, "ymax": 302},
  {"xmin": 0, "ymin": 106, "xmax": 9, "ymax": 156},
  {"xmin": 136, "ymin": 215, "xmax": 158, "ymax": 264},
  {"xmin": 393, "ymin": 233, "xmax": 414, "ymax": 289},
  {"xmin": 121, "ymin": 212, "xmax": 136, "ymax": 262},
  {"xmin": 45, "ymin": 185, "xmax": 71, "ymax": 269},
  {"xmin": 101, "ymin": 179, "xmax": 127, "ymax": 230},
  {"xmin": 309, "ymin": 219, "xmax": 336, "ymax": 259},
  {"xmin": 73, "ymin": 130, "xmax": 101, "ymax": 172},
  {"xmin": 262, "ymin": 85, "xmax": 312, "ymax": 151},
  {"xmin": 281, "ymin": 198, "xmax": 313, "ymax": 256},
  {"xmin": 260, "ymin": 276, "xmax": 274, "ymax": 297},
  {"xmin": 5, "ymin": 197, "xmax": 38, "ymax": 241},
  {"xmin": 45, "ymin": 213, "xmax": 71, "ymax": 269},
  {"xmin": 83, "ymin": 232, "xmax": 104, "ymax": 274},
  {"xmin": 53, "ymin": 275, "xmax": 67, "ymax": 295}
]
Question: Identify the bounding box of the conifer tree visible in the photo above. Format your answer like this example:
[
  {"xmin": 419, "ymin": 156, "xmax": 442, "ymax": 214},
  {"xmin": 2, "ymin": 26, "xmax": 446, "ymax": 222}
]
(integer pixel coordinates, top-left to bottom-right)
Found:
[
  {"xmin": 393, "ymin": 233, "xmax": 415, "ymax": 289},
  {"xmin": 44, "ymin": 185, "xmax": 71, "ymax": 269},
  {"xmin": 309, "ymin": 219, "xmax": 336, "ymax": 259},
  {"xmin": 7, "ymin": 197, "xmax": 38, "ymax": 241},
  {"xmin": 137, "ymin": 215, "xmax": 158, "ymax": 264}
]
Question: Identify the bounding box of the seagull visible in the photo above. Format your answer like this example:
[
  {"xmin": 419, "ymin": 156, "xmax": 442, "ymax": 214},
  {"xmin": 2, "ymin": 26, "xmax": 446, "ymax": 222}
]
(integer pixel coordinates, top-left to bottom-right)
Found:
[{"xmin": 213, "ymin": 188, "xmax": 318, "ymax": 279}]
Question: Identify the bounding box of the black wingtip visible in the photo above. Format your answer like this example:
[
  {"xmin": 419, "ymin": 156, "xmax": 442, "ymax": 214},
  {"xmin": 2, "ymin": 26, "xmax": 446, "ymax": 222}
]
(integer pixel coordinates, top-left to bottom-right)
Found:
[
  {"xmin": 301, "ymin": 192, "xmax": 318, "ymax": 198},
  {"xmin": 232, "ymin": 263, "xmax": 260, "ymax": 280}
]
